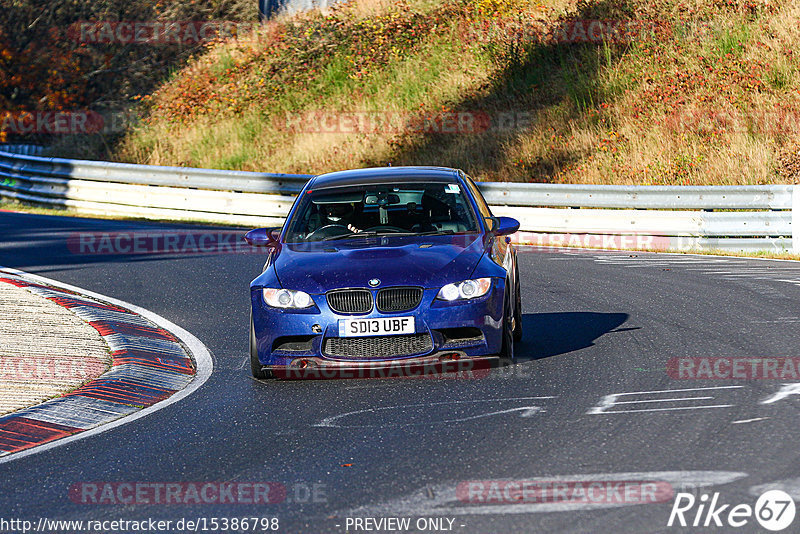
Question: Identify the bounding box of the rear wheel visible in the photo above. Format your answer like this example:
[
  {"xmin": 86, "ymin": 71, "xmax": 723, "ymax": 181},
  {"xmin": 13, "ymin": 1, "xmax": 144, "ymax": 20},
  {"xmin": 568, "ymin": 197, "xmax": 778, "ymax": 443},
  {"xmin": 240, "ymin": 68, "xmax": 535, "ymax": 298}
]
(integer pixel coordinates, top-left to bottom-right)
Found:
[{"xmin": 250, "ymin": 314, "xmax": 273, "ymax": 379}]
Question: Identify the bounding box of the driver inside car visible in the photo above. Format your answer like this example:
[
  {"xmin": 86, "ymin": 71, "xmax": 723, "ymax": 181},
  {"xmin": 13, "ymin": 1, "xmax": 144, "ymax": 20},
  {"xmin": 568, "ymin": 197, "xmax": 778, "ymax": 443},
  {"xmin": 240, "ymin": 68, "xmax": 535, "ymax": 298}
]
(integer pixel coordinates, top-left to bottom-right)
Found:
[{"xmin": 315, "ymin": 203, "xmax": 361, "ymax": 234}]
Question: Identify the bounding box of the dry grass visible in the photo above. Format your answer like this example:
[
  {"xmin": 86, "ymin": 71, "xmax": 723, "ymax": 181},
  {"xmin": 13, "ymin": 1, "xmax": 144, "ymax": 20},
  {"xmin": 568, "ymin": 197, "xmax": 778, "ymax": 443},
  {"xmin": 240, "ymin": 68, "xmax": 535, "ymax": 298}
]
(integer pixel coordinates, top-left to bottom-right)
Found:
[{"xmin": 107, "ymin": 0, "xmax": 800, "ymax": 184}]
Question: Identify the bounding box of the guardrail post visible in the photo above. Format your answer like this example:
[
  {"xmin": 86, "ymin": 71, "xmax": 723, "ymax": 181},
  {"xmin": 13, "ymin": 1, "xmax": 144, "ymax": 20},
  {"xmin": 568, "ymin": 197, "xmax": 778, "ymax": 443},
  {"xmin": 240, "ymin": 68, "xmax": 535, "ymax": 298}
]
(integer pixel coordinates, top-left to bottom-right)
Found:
[{"xmin": 794, "ymin": 185, "xmax": 800, "ymax": 253}]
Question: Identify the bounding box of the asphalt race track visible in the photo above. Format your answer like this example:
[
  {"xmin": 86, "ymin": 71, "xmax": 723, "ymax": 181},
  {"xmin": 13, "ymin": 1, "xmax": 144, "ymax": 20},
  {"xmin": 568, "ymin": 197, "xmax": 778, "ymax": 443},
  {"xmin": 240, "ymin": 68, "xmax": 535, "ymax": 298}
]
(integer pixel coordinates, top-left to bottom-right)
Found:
[{"xmin": 1, "ymin": 210, "xmax": 800, "ymax": 533}]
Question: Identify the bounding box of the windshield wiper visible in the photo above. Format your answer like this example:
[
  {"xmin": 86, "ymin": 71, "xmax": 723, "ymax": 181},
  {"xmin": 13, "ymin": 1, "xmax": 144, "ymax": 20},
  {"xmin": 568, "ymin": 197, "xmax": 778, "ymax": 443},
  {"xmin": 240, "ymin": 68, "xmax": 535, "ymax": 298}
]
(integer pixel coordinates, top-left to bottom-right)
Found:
[
  {"xmin": 322, "ymin": 229, "xmax": 456, "ymax": 241},
  {"xmin": 322, "ymin": 231, "xmax": 384, "ymax": 241},
  {"xmin": 413, "ymin": 230, "xmax": 455, "ymax": 236}
]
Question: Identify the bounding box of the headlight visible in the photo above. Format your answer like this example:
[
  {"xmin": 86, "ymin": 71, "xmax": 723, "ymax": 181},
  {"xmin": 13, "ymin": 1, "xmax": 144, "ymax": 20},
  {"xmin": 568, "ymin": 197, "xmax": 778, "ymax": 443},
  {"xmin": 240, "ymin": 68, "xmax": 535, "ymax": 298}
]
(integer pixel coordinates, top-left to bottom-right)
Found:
[
  {"xmin": 436, "ymin": 278, "xmax": 492, "ymax": 301},
  {"xmin": 262, "ymin": 288, "xmax": 314, "ymax": 309}
]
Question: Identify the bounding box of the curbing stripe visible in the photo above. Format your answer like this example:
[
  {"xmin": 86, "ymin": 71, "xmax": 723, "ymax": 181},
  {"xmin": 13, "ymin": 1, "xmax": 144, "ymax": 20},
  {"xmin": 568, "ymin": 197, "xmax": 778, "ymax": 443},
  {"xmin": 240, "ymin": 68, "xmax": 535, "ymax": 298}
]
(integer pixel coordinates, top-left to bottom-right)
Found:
[
  {"xmin": 102, "ymin": 364, "xmax": 194, "ymax": 390},
  {"xmin": 14, "ymin": 397, "xmax": 139, "ymax": 429},
  {"xmin": 71, "ymin": 306, "xmax": 149, "ymax": 326},
  {"xmin": 110, "ymin": 350, "xmax": 195, "ymax": 375},
  {"xmin": 0, "ymin": 267, "xmax": 213, "ymax": 463},
  {"xmin": 66, "ymin": 379, "xmax": 176, "ymax": 407},
  {"xmin": 89, "ymin": 321, "xmax": 178, "ymax": 341},
  {"xmin": 48, "ymin": 295, "xmax": 130, "ymax": 312},
  {"xmin": 102, "ymin": 333, "xmax": 186, "ymax": 357},
  {"xmin": 0, "ymin": 417, "xmax": 81, "ymax": 453}
]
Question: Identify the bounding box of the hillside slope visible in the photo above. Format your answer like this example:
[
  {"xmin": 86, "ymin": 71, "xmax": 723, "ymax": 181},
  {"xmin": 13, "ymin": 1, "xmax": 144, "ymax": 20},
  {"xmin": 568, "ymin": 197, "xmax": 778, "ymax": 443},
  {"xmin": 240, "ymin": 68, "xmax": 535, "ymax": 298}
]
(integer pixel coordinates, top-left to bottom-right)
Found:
[
  {"xmin": 1, "ymin": 0, "xmax": 256, "ymax": 149},
  {"xmin": 111, "ymin": 0, "xmax": 800, "ymax": 184}
]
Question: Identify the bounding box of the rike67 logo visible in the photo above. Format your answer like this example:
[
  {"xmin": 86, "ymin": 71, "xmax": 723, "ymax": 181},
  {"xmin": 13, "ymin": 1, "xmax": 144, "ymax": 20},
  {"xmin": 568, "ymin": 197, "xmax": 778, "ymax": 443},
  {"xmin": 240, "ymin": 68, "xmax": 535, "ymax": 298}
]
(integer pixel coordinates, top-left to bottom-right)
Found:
[{"xmin": 668, "ymin": 490, "xmax": 796, "ymax": 531}]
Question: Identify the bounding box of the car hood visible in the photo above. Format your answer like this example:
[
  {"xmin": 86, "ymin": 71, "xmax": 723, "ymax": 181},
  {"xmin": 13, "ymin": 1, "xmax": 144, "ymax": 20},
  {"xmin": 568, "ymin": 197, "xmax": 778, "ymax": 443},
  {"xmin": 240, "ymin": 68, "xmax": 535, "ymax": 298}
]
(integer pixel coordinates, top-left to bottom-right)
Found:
[{"xmin": 274, "ymin": 234, "xmax": 486, "ymax": 293}]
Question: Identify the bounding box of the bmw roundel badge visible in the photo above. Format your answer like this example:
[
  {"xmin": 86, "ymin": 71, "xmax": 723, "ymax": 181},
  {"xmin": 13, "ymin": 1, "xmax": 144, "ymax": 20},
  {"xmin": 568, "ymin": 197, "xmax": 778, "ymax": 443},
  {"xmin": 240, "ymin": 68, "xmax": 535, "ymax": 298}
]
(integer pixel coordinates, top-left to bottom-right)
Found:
[{"xmin": 369, "ymin": 278, "xmax": 381, "ymax": 287}]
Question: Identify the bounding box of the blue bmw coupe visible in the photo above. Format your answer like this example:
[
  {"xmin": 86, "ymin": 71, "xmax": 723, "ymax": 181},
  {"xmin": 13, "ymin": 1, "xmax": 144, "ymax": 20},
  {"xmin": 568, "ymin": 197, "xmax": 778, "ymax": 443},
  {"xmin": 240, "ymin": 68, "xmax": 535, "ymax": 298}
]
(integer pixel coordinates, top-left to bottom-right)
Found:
[{"xmin": 245, "ymin": 166, "xmax": 521, "ymax": 379}]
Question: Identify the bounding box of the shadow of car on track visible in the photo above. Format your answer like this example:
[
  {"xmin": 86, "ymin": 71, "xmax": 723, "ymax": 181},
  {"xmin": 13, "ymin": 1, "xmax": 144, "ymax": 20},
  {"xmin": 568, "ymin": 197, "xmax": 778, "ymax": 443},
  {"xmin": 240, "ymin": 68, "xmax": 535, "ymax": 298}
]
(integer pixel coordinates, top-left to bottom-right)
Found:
[{"xmin": 514, "ymin": 312, "xmax": 632, "ymax": 363}]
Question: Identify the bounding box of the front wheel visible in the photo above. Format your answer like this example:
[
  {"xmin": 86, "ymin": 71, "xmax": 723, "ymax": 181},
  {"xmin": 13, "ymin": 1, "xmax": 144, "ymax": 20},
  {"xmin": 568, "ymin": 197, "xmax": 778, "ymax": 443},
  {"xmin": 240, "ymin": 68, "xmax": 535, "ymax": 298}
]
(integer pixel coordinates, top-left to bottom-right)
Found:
[
  {"xmin": 498, "ymin": 287, "xmax": 515, "ymax": 367},
  {"xmin": 250, "ymin": 314, "xmax": 273, "ymax": 379},
  {"xmin": 513, "ymin": 262, "xmax": 523, "ymax": 342}
]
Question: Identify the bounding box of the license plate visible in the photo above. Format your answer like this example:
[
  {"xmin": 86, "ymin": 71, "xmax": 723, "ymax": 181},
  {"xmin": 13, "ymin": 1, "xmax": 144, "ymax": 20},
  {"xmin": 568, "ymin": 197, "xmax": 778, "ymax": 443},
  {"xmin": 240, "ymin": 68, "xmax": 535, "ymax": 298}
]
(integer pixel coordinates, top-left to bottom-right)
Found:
[{"xmin": 339, "ymin": 316, "xmax": 415, "ymax": 337}]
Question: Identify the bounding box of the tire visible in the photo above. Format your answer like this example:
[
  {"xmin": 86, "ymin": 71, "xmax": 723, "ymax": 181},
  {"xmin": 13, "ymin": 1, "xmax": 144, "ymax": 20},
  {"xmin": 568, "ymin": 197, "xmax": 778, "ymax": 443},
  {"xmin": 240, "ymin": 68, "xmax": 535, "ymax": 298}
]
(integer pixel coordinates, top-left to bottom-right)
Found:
[
  {"xmin": 513, "ymin": 261, "xmax": 523, "ymax": 342},
  {"xmin": 498, "ymin": 286, "xmax": 515, "ymax": 367},
  {"xmin": 250, "ymin": 314, "xmax": 273, "ymax": 379}
]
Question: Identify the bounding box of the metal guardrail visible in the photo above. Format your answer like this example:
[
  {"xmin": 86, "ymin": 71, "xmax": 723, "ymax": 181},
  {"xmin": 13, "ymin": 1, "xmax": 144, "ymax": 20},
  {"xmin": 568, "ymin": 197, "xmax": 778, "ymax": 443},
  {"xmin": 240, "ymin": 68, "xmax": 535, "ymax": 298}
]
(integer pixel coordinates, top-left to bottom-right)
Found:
[
  {"xmin": 0, "ymin": 148, "xmax": 796, "ymax": 253},
  {"xmin": 0, "ymin": 149, "xmax": 311, "ymax": 194},
  {"xmin": 479, "ymin": 182, "xmax": 794, "ymax": 210},
  {"xmin": 0, "ymin": 144, "xmax": 48, "ymax": 157}
]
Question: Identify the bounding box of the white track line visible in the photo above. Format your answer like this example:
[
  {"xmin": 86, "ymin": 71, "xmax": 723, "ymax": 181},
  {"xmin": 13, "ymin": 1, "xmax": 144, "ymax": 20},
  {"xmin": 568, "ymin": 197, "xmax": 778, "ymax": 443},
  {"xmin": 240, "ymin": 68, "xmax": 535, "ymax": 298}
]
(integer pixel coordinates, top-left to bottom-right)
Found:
[{"xmin": 0, "ymin": 265, "xmax": 214, "ymax": 464}]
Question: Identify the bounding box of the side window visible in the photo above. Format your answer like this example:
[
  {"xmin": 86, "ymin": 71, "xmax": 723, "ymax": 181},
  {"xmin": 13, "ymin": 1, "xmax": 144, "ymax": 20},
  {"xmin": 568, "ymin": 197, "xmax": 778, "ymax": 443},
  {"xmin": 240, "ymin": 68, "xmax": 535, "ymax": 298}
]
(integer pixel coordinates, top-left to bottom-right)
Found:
[{"xmin": 462, "ymin": 174, "xmax": 492, "ymax": 219}]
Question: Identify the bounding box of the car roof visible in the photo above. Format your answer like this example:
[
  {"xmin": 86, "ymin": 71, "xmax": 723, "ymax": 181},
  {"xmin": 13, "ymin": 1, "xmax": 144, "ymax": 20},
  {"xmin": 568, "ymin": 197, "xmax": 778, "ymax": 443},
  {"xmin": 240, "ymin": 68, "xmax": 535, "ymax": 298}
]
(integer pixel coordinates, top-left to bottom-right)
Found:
[{"xmin": 309, "ymin": 166, "xmax": 461, "ymax": 189}]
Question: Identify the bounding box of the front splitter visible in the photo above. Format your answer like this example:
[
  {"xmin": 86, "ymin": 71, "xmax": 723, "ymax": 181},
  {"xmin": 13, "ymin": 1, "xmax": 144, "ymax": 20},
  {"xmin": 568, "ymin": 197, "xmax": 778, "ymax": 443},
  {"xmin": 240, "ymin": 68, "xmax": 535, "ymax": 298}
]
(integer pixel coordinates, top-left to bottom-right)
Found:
[{"xmin": 266, "ymin": 352, "xmax": 498, "ymax": 379}]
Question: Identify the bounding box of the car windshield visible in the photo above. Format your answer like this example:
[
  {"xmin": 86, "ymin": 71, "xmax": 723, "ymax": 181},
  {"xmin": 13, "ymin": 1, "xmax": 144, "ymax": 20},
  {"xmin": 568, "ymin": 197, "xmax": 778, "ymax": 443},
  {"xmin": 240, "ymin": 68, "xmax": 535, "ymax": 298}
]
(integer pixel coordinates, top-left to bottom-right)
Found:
[{"xmin": 284, "ymin": 182, "xmax": 480, "ymax": 242}]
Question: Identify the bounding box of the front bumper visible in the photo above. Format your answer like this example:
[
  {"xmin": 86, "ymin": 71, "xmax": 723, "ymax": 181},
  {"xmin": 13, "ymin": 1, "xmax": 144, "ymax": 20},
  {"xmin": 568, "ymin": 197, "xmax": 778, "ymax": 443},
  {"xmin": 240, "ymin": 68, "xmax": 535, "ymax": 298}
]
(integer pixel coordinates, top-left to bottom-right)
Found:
[
  {"xmin": 265, "ymin": 353, "xmax": 498, "ymax": 379},
  {"xmin": 251, "ymin": 282, "xmax": 506, "ymax": 370}
]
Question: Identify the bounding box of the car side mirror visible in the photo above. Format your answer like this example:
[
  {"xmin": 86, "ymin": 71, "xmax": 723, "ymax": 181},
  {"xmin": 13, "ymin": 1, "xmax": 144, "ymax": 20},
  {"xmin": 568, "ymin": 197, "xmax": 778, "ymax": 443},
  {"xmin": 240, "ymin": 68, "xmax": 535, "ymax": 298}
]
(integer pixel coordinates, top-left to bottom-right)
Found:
[
  {"xmin": 244, "ymin": 227, "xmax": 280, "ymax": 246},
  {"xmin": 486, "ymin": 216, "xmax": 519, "ymax": 236}
]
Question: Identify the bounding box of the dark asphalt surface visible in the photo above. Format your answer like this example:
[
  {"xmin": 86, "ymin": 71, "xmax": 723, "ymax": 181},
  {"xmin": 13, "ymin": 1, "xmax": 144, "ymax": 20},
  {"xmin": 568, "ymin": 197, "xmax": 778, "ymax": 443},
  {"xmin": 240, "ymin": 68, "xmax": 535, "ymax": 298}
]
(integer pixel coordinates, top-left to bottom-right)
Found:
[{"xmin": 1, "ymin": 210, "xmax": 799, "ymax": 534}]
